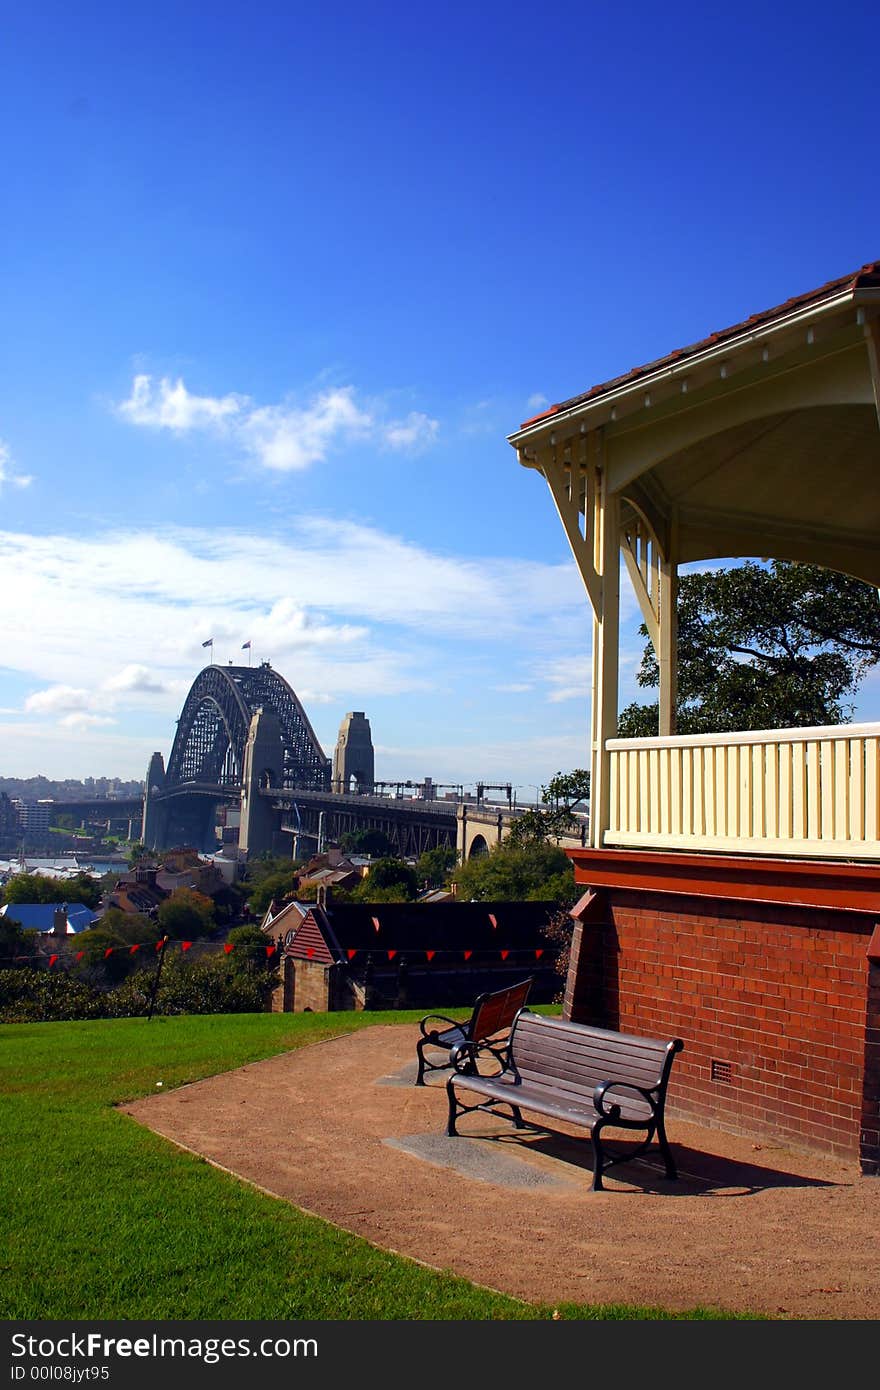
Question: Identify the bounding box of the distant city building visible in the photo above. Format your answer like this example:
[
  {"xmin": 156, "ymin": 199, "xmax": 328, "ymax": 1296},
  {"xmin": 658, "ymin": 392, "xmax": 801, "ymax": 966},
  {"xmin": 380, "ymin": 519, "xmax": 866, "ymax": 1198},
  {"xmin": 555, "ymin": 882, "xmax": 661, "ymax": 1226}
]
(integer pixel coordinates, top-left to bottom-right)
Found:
[
  {"xmin": 11, "ymin": 800, "xmax": 51, "ymax": 837},
  {"xmin": 0, "ymin": 793, "xmax": 18, "ymax": 843}
]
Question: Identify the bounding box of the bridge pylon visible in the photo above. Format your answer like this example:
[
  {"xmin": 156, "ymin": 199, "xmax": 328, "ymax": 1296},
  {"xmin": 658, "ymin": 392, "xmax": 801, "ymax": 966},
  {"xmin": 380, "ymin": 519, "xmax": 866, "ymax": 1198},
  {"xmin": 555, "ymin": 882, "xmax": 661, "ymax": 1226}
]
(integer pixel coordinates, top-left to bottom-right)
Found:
[
  {"xmin": 141, "ymin": 751, "xmax": 168, "ymax": 850},
  {"xmin": 239, "ymin": 707, "xmax": 288, "ymax": 860}
]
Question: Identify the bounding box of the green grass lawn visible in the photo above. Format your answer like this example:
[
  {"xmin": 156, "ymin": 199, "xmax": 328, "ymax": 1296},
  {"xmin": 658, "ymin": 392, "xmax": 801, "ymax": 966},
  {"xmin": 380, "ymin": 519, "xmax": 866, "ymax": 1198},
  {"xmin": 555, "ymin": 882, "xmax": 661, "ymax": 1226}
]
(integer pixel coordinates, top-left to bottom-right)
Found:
[{"xmin": 0, "ymin": 1010, "xmax": 752, "ymax": 1321}]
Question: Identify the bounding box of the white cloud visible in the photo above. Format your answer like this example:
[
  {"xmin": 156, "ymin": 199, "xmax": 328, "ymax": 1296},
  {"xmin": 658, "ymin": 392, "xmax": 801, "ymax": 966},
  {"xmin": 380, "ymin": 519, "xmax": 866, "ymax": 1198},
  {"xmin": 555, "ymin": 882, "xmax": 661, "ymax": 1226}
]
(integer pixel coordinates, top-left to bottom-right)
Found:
[
  {"xmin": 544, "ymin": 654, "xmax": 590, "ymax": 704},
  {"xmin": 117, "ymin": 375, "xmax": 243, "ymax": 431},
  {"xmin": 115, "ymin": 375, "xmax": 439, "ymax": 473},
  {"xmin": 103, "ymin": 664, "xmax": 169, "ymax": 694},
  {"xmin": 0, "ymin": 439, "xmax": 33, "ymax": 492},
  {"xmin": 526, "ymin": 392, "xmax": 550, "ymax": 411},
  {"xmin": 24, "ymin": 685, "xmax": 93, "ymax": 715},
  {"xmin": 382, "ymin": 411, "xmax": 439, "ymax": 452},
  {"xmin": 239, "ymin": 388, "xmax": 373, "ymax": 472}
]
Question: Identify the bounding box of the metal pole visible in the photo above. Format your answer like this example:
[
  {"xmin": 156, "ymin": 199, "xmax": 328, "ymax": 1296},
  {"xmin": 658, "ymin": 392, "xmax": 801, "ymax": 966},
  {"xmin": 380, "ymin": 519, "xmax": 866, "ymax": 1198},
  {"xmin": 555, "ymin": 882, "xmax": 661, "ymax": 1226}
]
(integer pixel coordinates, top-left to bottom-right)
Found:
[{"xmin": 146, "ymin": 936, "xmax": 169, "ymax": 1021}]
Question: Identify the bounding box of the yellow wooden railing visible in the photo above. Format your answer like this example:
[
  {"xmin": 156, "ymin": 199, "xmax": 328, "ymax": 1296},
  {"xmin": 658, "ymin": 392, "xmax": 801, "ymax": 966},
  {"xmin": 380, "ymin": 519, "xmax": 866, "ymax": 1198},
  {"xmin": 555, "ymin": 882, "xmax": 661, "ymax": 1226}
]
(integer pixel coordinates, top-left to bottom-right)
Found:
[{"xmin": 605, "ymin": 722, "xmax": 880, "ymax": 858}]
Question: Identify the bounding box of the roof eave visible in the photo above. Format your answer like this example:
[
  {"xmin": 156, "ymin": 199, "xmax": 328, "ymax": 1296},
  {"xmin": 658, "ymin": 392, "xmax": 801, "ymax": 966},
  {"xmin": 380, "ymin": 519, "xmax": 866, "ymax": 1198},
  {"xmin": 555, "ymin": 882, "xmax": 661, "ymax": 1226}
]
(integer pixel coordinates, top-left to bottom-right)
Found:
[{"xmin": 509, "ymin": 281, "xmax": 874, "ymax": 456}]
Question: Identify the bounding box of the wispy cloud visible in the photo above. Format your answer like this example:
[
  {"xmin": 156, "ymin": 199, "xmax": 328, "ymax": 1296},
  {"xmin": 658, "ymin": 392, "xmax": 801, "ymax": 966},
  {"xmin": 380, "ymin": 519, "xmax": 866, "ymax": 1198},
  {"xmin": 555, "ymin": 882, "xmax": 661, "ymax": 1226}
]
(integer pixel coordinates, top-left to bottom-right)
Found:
[
  {"xmin": 24, "ymin": 685, "xmax": 93, "ymax": 715},
  {"xmin": 117, "ymin": 375, "xmax": 244, "ymax": 431},
  {"xmin": 115, "ymin": 375, "xmax": 440, "ymax": 473},
  {"xmin": 0, "ymin": 519, "xmax": 588, "ymax": 766},
  {"xmin": 381, "ymin": 411, "xmax": 439, "ymax": 452},
  {"xmin": 0, "ymin": 439, "xmax": 33, "ymax": 492},
  {"xmin": 103, "ymin": 664, "xmax": 171, "ymax": 695}
]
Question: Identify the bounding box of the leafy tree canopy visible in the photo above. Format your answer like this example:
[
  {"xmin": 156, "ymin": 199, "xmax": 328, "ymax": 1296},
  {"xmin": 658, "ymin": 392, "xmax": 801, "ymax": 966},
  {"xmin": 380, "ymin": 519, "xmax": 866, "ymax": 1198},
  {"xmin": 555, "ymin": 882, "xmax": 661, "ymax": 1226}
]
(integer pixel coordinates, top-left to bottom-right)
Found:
[
  {"xmin": 241, "ymin": 856, "xmax": 302, "ymax": 917},
  {"xmin": 346, "ymin": 857, "xmax": 419, "ymax": 903},
  {"xmin": 2, "ymin": 871, "xmax": 101, "ymax": 909},
  {"xmin": 338, "ymin": 828, "xmax": 394, "ymax": 857},
  {"xmin": 415, "ymin": 845, "xmax": 457, "ymax": 888},
  {"xmin": 506, "ymin": 770, "xmax": 590, "ymax": 847},
  {"xmin": 0, "ymin": 917, "xmax": 38, "ymax": 969},
  {"xmin": 452, "ymin": 839, "xmax": 576, "ymax": 904},
  {"xmin": 156, "ymin": 888, "xmax": 216, "ymax": 939},
  {"xmin": 618, "ymin": 561, "xmax": 880, "ymax": 737}
]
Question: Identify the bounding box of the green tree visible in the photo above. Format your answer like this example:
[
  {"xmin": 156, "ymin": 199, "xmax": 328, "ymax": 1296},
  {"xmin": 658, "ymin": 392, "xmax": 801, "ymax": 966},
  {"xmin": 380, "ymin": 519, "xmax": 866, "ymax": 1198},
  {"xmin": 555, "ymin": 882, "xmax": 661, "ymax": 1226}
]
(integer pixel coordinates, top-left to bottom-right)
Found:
[
  {"xmin": 619, "ymin": 561, "xmax": 880, "ymax": 737},
  {"xmin": 349, "ymin": 857, "xmax": 419, "ymax": 903},
  {"xmin": 0, "ymin": 916, "xmax": 38, "ymax": 969},
  {"xmin": 452, "ymin": 840, "xmax": 576, "ymax": 904},
  {"xmin": 507, "ymin": 770, "xmax": 590, "ymax": 846},
  {"xmin": 2, "ymin": 871, "xmax": 101, "ymax": 909},
  {"xmin": 73, "ymin": 910, "xmax": 160, "ymax": 983},
  {"xmin": 157, "ymin": 888, "xmax": 216, "ymax": 940},
  {"xmin": 241, "ymin": 855, "xmax": 303, "ymax": 917},
  {"xmin": 415, "ymin": 845, "xmax": 457, "ymax": 888},
  {"xmin": 338, "ymin": 828, "xmax": 394, "ymax": 857}
]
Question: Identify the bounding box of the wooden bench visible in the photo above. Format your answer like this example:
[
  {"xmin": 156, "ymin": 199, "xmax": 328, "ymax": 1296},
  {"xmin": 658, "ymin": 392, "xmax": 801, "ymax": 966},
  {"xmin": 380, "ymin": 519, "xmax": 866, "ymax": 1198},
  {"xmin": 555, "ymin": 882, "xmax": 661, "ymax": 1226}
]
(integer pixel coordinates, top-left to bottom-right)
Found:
[
  {"xmin": 415, "ymin": 978, "xmax": 533, "ymax": 1086},
  {"xmin": 445, "ymin": 1010, "xmax": 683, "ymax": 1190}
]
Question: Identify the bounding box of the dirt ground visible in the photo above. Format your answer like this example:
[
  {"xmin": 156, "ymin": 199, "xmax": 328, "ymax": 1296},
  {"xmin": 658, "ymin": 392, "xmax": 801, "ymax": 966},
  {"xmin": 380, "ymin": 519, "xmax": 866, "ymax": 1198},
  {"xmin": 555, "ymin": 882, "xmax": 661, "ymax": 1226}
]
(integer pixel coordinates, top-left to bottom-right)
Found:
[{"xmin": 120, "ymin": 1023, "xmax": 879, "ymax": 1320}]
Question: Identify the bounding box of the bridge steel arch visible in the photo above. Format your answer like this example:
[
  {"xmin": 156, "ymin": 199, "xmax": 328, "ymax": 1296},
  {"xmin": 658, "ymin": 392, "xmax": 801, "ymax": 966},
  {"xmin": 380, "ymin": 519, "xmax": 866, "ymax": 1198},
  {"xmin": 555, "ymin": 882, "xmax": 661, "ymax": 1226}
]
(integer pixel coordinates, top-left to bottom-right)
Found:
[{"xmin": 165, "ymin": 664, "xmax": 330, "ymax": 793}]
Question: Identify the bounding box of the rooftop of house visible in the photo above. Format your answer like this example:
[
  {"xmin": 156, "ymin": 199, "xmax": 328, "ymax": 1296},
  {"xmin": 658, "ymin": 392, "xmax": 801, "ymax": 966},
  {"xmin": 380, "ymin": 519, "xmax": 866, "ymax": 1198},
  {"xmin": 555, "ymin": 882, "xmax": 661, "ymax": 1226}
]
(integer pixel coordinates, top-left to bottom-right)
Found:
[{"xmin": 0, "ymin": 902, "xmax": 98, "ymax": 934}]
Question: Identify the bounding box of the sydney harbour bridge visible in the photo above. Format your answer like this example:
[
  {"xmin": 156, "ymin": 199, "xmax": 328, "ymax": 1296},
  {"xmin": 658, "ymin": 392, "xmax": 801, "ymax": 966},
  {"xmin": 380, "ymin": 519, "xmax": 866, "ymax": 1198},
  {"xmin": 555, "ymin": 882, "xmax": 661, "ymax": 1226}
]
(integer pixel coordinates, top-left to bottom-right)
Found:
[{"xmin": 141, "ymin": 663, "xmax": 461, "ymax": 858}]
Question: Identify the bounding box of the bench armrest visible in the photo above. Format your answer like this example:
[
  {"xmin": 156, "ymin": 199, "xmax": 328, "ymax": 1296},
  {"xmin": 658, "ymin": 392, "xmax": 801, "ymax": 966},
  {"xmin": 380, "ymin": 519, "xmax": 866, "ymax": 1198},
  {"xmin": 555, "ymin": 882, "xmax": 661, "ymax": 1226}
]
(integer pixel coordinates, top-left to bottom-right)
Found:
[
  {"xmin": 450, "ymin": 1040, "xmax": 480, "ymax": 1072},
  {"xmin": 419, "ymin": 1013, "xmax": 465, "ymax": 1041},
  {"xmin": 593, "ymin": 1079, "xmax": 657, "ymax": 1120},
  {"xmin": 450, "ymin": 1039, "xmax": 510, "ymax": 1077}
]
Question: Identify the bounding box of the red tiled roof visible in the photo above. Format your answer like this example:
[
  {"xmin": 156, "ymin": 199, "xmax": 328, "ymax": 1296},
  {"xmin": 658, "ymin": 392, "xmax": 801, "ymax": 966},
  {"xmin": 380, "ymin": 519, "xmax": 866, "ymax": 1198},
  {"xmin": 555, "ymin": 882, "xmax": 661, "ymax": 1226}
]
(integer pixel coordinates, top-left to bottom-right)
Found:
[{"xmin": 518, "ymin": 260, "xmax": 880, "ymax": 429}]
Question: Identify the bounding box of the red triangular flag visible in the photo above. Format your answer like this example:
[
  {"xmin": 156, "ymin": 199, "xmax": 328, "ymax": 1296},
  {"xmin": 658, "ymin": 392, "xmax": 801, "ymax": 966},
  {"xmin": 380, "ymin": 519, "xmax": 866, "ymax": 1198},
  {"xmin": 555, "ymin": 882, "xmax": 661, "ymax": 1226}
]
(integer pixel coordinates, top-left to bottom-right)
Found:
[
  {"xmin": 75, "ymin": 951, "xmax": 84, "ymax": 962},
  {"xmin": 104, "ymin": 947, "xmax": 114, "ymax": 959},
  {"xmin": 181, "ymin": 941, "xmax": 192, "ymax": 952},
  {"xmin": 224, "ymin": 942, "xmax": 234, "ymax": 954},
  {"xmin": 425, "ymin": 950, "xmax": 435, "ymax": 961},
  {"xmin": 488, "ymin": 913, "xmax": 498, "ymax": 929},
  {"xmin": 371, "ymin": 916, "xmax": 381, "ymax": 933},
  {"xmin": 48, "ymin": 954, "xmax": 58, "ymax": 967},
  {"xmin": 535, "ymin": 948, "xmax": 544, "ymax": 959},
  {"xmin": 155, "ymin": 939, "xmax": 165, "ymax": 951},
  {"xmin": 347, "ymin": 948, "xmax": 357, "ymax": 960},
  {"xmin": 500, "ymin": 949, "xmax": 509, "ymax": 960},
  {"xmin": 463, "ymin": 949, "xmax": 472, "ymax": 961},
  {"xmin": 387, "ymin": 949, "xmax": 397, "ymax": 961},
  {"xmin": 266, "ymin": 945, "xmax": 276, "ymax": 957},
  {"xmin": 129, "ymin": 944, "xmax": 140, "ymax": 954}
]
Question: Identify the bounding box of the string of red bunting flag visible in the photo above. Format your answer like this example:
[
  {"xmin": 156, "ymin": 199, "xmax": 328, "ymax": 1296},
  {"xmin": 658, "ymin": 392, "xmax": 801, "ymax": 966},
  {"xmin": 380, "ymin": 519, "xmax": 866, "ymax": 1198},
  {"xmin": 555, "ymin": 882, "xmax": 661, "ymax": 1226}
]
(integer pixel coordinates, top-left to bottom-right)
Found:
[{"xmin": 10, "ymin": 940, "xmax": 548, "ymax": 966}]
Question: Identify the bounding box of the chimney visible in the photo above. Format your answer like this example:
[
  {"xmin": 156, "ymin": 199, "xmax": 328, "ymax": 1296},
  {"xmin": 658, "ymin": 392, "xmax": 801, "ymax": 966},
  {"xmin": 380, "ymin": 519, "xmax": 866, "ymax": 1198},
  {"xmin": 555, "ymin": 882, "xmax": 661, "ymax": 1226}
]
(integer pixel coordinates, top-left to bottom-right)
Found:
[{"xmin": 53, "ymin": 904, "xmax": 68, "ymax": 936}]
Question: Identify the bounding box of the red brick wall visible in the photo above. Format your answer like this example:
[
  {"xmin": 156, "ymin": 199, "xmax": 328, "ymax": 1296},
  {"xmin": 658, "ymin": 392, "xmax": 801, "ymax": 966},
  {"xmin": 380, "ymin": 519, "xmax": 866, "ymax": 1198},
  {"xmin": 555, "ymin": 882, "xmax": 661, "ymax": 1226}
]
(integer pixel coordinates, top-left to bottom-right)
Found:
[{"xmin": 567, "ymin": 890, "xmax": 873, "ymax": 1161}]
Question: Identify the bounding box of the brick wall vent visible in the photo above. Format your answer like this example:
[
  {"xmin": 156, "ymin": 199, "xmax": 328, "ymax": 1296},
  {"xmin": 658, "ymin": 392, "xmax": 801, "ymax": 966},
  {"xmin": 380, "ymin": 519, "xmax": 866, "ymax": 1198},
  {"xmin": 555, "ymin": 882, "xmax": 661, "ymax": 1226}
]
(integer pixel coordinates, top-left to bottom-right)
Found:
[{"xmin": 710, "ymin": 1059, "xmax": 733, "ymax": 1084}]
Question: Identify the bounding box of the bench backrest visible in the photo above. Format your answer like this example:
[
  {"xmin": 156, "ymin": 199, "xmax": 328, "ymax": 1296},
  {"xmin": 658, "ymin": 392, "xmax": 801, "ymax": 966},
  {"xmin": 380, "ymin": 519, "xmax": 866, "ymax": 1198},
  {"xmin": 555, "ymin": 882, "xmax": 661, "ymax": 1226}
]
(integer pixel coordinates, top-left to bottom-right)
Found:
[
  {"xmin": 468, "ymin": 978, "xmax": 533, "ymax": 1043},
  {"xmin": 510, "ymin": 1011, "xmax": 681, "ymax": 1098}
]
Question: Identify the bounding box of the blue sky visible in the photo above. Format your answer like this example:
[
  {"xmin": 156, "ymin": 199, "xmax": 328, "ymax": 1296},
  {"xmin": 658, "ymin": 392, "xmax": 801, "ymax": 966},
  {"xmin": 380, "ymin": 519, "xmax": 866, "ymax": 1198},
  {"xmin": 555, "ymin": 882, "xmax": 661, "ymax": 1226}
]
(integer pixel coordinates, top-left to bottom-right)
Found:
[{"xmin": 1, "ymin": 0, "xmax": 878, "ymax": 792}]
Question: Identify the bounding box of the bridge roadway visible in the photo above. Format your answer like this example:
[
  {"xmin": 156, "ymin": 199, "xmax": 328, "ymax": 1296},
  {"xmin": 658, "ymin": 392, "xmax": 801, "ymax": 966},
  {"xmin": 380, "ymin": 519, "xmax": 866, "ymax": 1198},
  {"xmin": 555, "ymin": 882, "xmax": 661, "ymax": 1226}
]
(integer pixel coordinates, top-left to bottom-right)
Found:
[{"xmin": 264, "ymin": 786, "xmax": 458, "ymax": 857}]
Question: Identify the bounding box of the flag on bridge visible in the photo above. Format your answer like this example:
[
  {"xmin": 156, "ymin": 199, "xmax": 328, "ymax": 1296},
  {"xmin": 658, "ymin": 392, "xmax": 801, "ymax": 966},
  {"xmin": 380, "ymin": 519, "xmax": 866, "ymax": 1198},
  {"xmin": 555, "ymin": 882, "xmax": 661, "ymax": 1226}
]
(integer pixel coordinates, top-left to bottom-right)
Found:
[
  {"xmin": 241, "ymin": 640, "xmax": 251, "ymax": 650},
  {"xmin": 202, "ymin": 638, "xmax": 213, "ymax": 647}
]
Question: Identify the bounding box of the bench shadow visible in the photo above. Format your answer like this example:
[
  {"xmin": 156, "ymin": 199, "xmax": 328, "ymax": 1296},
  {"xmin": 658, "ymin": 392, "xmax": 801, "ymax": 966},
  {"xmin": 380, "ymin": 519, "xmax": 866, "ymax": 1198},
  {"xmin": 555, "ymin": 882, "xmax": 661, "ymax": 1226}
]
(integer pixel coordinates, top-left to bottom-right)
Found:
[{"xmin": 475, "ymin": 1124, "xmax": 840, "ymax": 1195}]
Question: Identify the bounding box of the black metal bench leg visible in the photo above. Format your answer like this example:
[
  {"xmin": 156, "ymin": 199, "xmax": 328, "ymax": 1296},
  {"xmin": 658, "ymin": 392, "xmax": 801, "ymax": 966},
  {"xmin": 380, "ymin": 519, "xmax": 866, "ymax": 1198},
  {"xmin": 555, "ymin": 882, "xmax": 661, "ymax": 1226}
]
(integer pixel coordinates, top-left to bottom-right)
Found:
[
  {"xmin": 415, "ymin": 1041, "xmax": 427, "ymax": 1086},
  {"xmin": 590, "ymin": 1122, "xmax": 606, "ymax": 1191},
  {"xmin": 656, "ymin": 1115, "xmax": 677, "ymax": 1180},
  {"xmin": 445, "ymin": 1080, "xmax": 460, "ymax": 1136},
  {"xmin": 510, "ymin": 1105, "xmax": 526, "ymax": 1130}
]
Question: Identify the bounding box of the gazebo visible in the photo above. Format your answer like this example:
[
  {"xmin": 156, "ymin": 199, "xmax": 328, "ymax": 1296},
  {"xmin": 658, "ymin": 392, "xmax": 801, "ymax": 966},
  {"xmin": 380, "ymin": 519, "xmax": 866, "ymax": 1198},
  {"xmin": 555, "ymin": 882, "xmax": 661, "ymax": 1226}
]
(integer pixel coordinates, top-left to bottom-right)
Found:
[{"xmin": 508, "ymin": 261, "xmax": 880, "ymax": 1173}]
